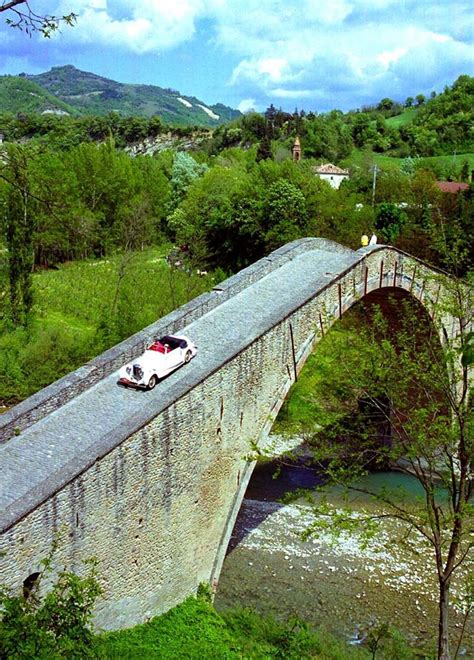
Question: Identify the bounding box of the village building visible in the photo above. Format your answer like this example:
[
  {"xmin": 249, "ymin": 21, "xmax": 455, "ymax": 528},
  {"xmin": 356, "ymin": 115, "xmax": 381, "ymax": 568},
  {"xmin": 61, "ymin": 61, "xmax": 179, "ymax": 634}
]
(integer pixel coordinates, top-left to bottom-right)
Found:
[
  {"xmin": 291, "ymin": 136, "xmax": 301, "ymax": 162},
  {"xmin": 312, "ymin": 163, "xmax": 350, "ymax": 189},
  {"xmin": 291, "ymin": 137, "xmax": 350, "ymax": 189}
]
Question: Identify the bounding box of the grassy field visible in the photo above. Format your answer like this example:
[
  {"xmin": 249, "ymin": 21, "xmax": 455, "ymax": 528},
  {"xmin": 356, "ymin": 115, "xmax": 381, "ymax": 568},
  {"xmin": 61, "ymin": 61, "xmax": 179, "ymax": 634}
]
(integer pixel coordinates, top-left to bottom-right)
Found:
[
  {"xmin": 97, "ymin": 595, "xmax": 371, "ymax": 659},
  {"xmin": 343, "ymin": 148, "xmax": 474, "ymax": 173},
  {"xmin": 274, "ymin": 321, "xmax": 353, "ymax": 436},
  {"xmin": 385, "ymin": 108, "xmax": 419, "ymax": 128},
  {"xmin": 33, "ymin": 246, "xmax": 214, "ymax": 337},
  {"xmin": 0, "ymin": 247, "xmax": 217, "ymax": 405}
]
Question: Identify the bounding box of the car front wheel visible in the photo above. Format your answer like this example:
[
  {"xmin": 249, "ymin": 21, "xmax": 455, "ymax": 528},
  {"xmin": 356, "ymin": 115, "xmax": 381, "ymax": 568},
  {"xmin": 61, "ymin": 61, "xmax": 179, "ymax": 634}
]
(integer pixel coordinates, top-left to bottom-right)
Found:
[
  {"xmin": 184, "ymin": 350, "xmax": 192, "ymax": 363},
  {"xmin": 148, "ymin": 375, "xmax": 158, "ymax": 390}
]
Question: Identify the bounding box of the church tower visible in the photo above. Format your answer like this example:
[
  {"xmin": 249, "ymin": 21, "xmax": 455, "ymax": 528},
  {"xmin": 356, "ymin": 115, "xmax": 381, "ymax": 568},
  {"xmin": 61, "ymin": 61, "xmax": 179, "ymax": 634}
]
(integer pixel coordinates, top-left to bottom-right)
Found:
[{"xmin": 292, "ymin": 136, "xmax": 301, "ymax": 161}]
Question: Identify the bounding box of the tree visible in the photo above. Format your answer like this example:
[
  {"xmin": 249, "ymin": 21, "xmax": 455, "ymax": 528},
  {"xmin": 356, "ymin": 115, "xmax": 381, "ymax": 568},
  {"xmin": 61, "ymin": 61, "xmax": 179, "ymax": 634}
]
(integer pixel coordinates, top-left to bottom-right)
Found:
[
  {"xmin": 263, "ymin": 179, "xmax": 307, "ymax": 251},
  {"xmin": 405, "ymin": 97, "xmax": 414, "ymax": 108},
  {"xmin": 169, "ymin": 151, "xmax": 208, "ymax": 213},
  {"xmin": 416, "ymin": 94, "xmax": 426, "ymax": 106},
  {"xmin": 281, "ymin": 275, "xmax": 473, "ymax": 659},
  {"xmin": 374, "ymin": 201, "xmax": 407, "ymax": 242},
  {"xmin": 377, "ymin": 98, "xmax": 394, "ymax": 112},
  {"xmin": 256, "ymin": 134, "xmax": 273, "ymax": 162},
  {"xmin": 0, "ymin": 144, "xmax": 36, "ymax": 326},
  {"xmin": 0, "ymin": 547, "xmax": 101, "ymax": 657},
  {"xmin": 1, "ymin": 0, "xmax": 76, "ymax": 36}
]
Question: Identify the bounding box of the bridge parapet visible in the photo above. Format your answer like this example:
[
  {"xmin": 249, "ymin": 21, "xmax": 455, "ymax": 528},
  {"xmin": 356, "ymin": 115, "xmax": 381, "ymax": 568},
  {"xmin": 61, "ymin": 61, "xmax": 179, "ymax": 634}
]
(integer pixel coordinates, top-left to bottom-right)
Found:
[
  {"xmin": 0, "ymin": 238, "xmax": 346, "ymax": 444},
  {"xmin": 0, "ymin": 240, "xmax": 457, "ymax": 630}
]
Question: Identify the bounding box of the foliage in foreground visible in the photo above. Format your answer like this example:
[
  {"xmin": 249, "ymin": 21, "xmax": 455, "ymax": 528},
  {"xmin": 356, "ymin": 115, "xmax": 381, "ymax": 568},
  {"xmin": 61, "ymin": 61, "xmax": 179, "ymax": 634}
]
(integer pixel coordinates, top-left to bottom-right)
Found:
[
  {"xmin": 1, "ymin": 560, "xmax": 373, "ymax": 660},
  {"xmin": 98, "ymin": 595, "xmax": 372, "ymax": 659},
  {"xmin": 0, "ymin": 552, "xmax": 101, "ymax": 659}
]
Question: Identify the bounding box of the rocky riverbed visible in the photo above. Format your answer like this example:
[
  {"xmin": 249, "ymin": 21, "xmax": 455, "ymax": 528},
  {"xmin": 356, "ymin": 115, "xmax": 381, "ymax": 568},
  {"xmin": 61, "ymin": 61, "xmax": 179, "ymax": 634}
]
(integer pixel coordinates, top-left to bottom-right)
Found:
[{"xmin": 214, "ymin": 458, "xmax": 474, "ymax": 655}]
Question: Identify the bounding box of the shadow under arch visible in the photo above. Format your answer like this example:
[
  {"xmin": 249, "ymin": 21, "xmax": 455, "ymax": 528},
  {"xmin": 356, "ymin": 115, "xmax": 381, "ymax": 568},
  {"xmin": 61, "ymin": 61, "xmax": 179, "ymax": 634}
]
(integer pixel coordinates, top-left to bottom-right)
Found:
[{"xmin": 211, "ymin": 280, "xmax": 449, "ymax": 589}]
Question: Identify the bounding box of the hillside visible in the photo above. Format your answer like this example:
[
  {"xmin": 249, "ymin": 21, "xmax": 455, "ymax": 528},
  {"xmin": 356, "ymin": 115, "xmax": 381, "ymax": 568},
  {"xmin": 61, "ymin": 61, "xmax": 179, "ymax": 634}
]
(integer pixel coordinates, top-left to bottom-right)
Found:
[
  {"xmin": 21, "ymin": 65, "xmax": 240, "ymax": 127},
  {"xmin": 0, "ymin": 76, "xmax": 77, "ymax": 116},
  {"xmin": 385, "ymin": 108, "xmax": 419, "ymax": 128}
]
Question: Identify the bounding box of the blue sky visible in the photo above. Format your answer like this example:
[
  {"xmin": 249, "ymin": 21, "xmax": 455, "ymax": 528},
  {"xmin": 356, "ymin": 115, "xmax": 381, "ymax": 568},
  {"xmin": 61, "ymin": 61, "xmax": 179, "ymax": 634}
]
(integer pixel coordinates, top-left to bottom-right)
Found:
[{"xmin": 0, "ymin": 0, "xmax": 472, "ymax": 112}]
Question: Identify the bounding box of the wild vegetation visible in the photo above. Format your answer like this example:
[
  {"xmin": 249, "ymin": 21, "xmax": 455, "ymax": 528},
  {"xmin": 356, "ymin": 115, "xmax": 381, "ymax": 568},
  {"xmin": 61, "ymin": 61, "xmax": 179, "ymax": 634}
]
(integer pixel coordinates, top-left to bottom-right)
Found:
[
  {"xmin": 0, "ymin": 555, "xmax": 398, "ymax": 659},
  {"xmin": 98, "ymin": 594, "xmax": 373, "ymax": 659},
  {"xmin": 0, "ymin": 544, "xmax": 101, "ymax": 659},
  {"xmin": 273, "ymin": 278, "xmax": 473, "ymax": 659},
  {"xmin": 0, "ymin": 71, "xmax": 472, "ymax": 657}
]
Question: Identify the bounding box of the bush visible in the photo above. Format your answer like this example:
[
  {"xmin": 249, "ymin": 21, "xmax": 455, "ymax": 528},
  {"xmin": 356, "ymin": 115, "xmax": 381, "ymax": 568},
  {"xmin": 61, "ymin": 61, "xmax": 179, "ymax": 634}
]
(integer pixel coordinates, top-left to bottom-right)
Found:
[{"xmin": 0, "ymin": 554, "xmax": 101, "ymax": 659}]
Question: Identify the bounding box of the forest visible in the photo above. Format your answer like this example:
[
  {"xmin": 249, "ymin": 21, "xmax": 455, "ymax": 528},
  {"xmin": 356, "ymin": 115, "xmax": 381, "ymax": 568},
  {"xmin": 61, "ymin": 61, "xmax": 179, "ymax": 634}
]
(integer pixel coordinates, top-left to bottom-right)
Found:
[
  {"xmin": 0, "ymin": 74, "xmax": 472, "ymax": 406},
  {"xmin": 0, "ymin": 68, "xmax": 473, "ymax": 659}
]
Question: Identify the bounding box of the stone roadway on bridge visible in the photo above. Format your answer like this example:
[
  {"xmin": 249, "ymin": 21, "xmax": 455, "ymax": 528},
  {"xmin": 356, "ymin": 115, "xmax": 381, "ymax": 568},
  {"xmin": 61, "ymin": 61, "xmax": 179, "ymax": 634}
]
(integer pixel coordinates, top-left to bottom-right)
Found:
[{"xmin": 0, "ymin": 245, "xmax": 360, "ymax": 533}]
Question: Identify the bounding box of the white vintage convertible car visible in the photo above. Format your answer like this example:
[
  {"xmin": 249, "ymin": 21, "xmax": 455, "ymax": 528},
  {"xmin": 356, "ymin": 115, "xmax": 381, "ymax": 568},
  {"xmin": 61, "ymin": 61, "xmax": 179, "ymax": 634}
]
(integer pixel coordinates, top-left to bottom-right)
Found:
[{"xmin": 118, "ymin": 334, "xmax": 197, "ymax": 390}]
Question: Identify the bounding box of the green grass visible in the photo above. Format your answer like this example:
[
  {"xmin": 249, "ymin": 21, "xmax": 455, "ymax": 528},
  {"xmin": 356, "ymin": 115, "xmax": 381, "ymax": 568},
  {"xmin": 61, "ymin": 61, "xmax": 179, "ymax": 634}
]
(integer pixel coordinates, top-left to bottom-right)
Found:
[
  {"xmin": 342, "ymin": 149, "xmax": 403, "ymax": 171},
  {"xmin": 385, "ymin": 108, "xmax": 419, "ymax": 128},
  {"xmin": 0, "ymin": 246, "xmax": 217, "ymax": 404},
  {"xmin": 97, "ymin": 596, "xmax": 369, "ymax": 659},
  {"xmin": 415, "ymin": 152, "xmax": 474, "ymax": 170},
  {"xmin": 34, "ymin": 245, "xmax": 216, "ymax": 336},
  {"xmin": 343, "ymin": 148, "xmax": 474, "ymax": 173},
  {"xmin": 274, "ymin": 324, "xmax": 354, "ymax": 436}
]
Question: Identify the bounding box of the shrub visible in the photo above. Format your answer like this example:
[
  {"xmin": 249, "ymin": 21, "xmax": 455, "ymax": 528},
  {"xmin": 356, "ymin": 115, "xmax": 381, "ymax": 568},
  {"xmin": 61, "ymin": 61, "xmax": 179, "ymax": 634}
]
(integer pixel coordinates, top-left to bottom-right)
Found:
[{"xmin": 0, "ymin": 554, "xmax": 101, "ymax": 659}]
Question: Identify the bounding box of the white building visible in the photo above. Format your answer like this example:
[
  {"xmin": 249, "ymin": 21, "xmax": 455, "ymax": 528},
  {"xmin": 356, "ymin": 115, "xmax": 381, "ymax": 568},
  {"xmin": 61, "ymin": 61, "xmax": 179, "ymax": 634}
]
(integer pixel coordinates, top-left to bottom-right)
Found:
[{"xmin": 312, "ymin": 163, "xmax": 350, "ymax": 189}]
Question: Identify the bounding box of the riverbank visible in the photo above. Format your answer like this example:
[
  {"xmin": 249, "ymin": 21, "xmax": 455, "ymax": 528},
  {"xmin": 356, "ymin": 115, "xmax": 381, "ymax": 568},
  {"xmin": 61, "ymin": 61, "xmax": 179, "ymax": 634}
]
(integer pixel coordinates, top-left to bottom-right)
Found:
[
  {"xmin": 215, "ymin": 458, "xmax": 474, "ymax": 656},
  {"xmin": 98, "ymin": 594, "xmax": 369, "ymax": 658}
]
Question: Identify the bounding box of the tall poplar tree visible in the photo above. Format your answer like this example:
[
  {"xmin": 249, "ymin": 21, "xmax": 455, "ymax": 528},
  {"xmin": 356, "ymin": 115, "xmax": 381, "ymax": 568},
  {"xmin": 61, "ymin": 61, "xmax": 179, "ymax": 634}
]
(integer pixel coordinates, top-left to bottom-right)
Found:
[{"xmin": 1, "ymin": 145, "xmax": 35, "ymax": 326}]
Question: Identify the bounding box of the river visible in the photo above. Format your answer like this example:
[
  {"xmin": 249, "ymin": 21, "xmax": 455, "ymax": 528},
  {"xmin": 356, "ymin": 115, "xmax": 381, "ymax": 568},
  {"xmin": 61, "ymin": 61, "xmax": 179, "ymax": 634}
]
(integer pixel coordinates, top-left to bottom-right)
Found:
[{"xmin": 214, "ymin": 438, "xmax": 474, "ymax": 655}]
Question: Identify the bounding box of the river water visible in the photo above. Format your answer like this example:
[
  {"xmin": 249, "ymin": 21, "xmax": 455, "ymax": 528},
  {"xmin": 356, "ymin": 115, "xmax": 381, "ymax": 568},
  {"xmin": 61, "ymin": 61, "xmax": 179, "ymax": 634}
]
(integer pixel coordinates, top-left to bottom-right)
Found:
[{"xmin": 214, "ymin": 439, "xmax": 474, "ymax": 655}]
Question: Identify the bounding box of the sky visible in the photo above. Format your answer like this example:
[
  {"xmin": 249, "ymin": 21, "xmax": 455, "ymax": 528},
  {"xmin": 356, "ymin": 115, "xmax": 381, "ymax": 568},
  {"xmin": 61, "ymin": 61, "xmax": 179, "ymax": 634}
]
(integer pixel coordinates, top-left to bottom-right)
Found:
[{"xmin": 0, "ymin": 0, "xmax": 473, "ymax": 113}]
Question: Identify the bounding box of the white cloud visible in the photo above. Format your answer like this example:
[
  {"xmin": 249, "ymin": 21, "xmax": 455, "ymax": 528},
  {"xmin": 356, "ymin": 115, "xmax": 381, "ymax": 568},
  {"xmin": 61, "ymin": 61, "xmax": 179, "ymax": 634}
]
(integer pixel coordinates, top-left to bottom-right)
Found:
[
  {"xmin": 270, "ymin": 88, "xmax": 315, "ymax": 99},
  {"xmin": 231, "ymin": 57, "xmax": 289, "ymax": 87},
  {"xmin": 377, "ymin": 47, "xmax": 407, "ymax": 67},
  {"xmin": 53, "ymin": 0, "xmax": 214, "ymax": 52},
  {"xmin": 237, "ymin": 98, "xmax": 256, "ymax": 112},
  {"xmin": 302, "ymin": 0, "xmax": 352, "ymax": 24},
  {"xmin": 215, "ymin": 2, "xmax": 473, "ymax": 109},
  {"xmin": 34, "ymin": 0, "xmax": 474, "ymax": 110}
]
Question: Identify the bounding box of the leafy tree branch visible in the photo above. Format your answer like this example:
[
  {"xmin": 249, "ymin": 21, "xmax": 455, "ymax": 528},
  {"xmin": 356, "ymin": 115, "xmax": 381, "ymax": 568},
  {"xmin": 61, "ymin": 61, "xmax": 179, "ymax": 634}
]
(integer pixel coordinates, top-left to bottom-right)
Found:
[{"xmin": 1, "ymin": 0, "xmax": 76, "ymax": 36}]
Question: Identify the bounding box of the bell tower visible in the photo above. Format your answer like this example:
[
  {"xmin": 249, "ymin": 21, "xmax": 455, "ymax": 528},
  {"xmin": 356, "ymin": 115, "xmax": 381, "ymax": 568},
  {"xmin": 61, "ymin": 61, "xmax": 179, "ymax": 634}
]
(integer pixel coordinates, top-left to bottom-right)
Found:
[{"xmin": 292, "ymin": 136, "xmax": 301, "ymax": 161}]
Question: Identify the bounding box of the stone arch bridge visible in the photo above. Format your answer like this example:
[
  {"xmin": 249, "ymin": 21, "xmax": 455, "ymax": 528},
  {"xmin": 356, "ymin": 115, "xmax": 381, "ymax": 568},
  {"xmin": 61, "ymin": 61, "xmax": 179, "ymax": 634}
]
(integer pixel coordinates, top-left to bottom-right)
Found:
[{"xmin": 0, "ymin": 239, "xmax": 454, "ymax": 629}]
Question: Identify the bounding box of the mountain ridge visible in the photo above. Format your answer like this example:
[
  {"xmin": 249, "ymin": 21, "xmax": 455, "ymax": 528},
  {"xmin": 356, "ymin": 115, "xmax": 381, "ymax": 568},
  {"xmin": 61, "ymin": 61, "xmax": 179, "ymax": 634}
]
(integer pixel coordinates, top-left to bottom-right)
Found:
[{"xmin": 1, "ymin": 65, "xmax": 240, "ymax": 127}]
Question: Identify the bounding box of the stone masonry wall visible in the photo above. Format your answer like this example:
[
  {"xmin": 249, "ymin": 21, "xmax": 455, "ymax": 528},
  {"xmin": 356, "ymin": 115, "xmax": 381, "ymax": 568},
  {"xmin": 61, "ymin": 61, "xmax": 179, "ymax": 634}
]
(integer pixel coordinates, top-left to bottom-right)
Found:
[
  {"xmin": 0, "ymin": 245, "xmax": 447, "ymax": 630},
  {"xmin": 0, "ymin": 237, "xmax": 341, "ymax": 444}
]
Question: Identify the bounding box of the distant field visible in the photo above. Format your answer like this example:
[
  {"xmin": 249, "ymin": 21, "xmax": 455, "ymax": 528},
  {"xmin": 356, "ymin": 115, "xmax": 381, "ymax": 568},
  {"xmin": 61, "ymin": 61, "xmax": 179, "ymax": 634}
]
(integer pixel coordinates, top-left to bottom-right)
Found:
[
  {"xmin": 343, "ymin": 149, "xmax": 474, "ymax": 173},
  {"xmin": 0, "ymin": 246, "xmax": 216, "ymax": 404},
  {"xmin": 418, "ymin": 152, "xmax": 474, "ymax": 169},
  {"xmin": 386, "ymin": 108, "xmax": 419, "ymax": 127}
]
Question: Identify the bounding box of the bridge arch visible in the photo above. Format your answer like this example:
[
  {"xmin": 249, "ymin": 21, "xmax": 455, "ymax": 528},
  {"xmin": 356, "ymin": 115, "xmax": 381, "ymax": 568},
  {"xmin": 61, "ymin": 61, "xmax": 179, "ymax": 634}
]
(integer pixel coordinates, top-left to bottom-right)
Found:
[
  {"xmin": 209, "ymin": 267, "xmax": 447, "ymax": 591},
  {"xmin": 0, "ymin": 239, "xmax": 454, "ymax": 629}
]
